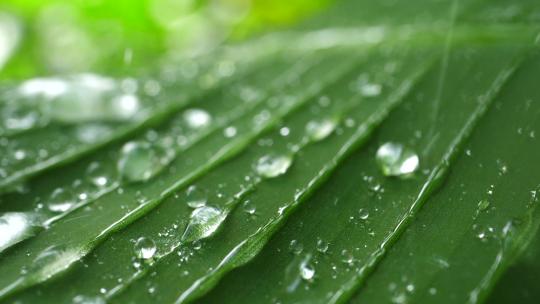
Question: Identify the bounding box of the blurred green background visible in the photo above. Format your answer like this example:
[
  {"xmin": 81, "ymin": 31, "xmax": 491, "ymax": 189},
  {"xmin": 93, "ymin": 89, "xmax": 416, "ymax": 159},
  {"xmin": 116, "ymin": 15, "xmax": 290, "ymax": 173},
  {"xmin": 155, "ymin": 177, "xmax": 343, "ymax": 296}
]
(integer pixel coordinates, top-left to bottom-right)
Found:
[{"xmin": 0, "ymin": 0, "xmax": 332, "ymax": 80}]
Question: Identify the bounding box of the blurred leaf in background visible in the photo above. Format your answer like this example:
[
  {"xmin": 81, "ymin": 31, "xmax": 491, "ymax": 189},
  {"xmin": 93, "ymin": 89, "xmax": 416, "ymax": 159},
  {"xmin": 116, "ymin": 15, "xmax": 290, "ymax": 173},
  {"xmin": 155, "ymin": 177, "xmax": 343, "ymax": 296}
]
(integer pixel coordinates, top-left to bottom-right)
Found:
[{"xmin": 0, "ymin": 0, "xmax": 331, "ymax": 79}]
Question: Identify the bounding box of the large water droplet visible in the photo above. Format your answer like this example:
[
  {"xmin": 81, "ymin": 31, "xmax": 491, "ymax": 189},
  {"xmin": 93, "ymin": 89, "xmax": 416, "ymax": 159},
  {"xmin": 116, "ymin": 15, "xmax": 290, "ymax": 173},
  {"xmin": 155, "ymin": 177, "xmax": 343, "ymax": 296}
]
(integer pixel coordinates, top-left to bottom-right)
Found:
[
  {"xmin": 134, "ymin": 237, "xmax": 157, "ymax": 260},
  {"xmin": 117, "ymin": 141, "xmax": 168, "ymax": 182},
  {"xmin": 0, "ymin": 212, "xmax": 42, "ymax": 252},
  {"xmin": 47, "ymin": 188, "xmax": 75, "ymax": 213},
  {"xmin": 255, "ymin": 154, "xmax": 293, "ymax": 178},
  {"xmin": 375, "ymin": 142, "xmax": 419, "ymax": 177},
  {"xmin": 181, "ymin": 206, "xmax": 225, "ymax": 243},
  {"xmin": 31, "ymin": 245, "xmax": 83, "ymax": 280},
  {"xmin": 305, "ymin": 119, "xmax": 337, "ymax": 142}
]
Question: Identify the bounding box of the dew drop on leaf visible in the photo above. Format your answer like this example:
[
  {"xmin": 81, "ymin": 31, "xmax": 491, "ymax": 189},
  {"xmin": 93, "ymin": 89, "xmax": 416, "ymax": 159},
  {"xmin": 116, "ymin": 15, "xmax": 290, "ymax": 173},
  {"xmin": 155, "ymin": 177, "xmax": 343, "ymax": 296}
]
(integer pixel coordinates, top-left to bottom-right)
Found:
[
  {"xmin": 47, "ymin": 188, "xmax": 75, "ymax": 213},
  {"xmin": 183, "ymin": 109, "xmax": 211, "ymax": 129},
  {"xmin": 223, "ymin": 126, "xmax": 237, "ymax": 138},
  {"xmin": 31, "ymin": 245, "xmax": 83, "ymax": 279},
  {"xmin": 289, "ymin": 239, "xmax": 303, "ymax": 255},
  {"xmin": 0, "ymin": 212, "xmax": 41, "ymax": 252},
  {"xmin": 185, "ymin": 185, "xmax": 207, "ymax": 209},
  {"xmin": 305, "ymin": 119, "xmax": 337, "ymax": 142},
  {"xmin": 255, "ymin": 154, "xmax": 293, "ymax": 178},
  {"xmin": 117, "ymin": 141, "xmax": 167, "ymax": 182},
  {"xmin": 375, "ymin": 142, "xmax": 419, "ymax": 177},
  {"xmin": 181, "ymin": 206, "xmax": 225, "ymax": 243},
  {"xmin": 360, "ymin": 83, "xmax": 382, "ymax": 97},
  {"xmin": 316, "ymin": 238, "xmax": 329, "ymax": 254},
  {"xmin": 242, "ymin": 200, "xmax": 257, "ymax": 215},
  {"xmin": 299, "ymin": 259, "xmax": 315, "ymax": 281},
  {"xmin": 73, "ymin": 295, "xmax": 106, "ymax": 304},
  {"xmin": 358, "ymin": 208, "xmax": 370, "ymax": 220},
  {"xmin": 134, "ymin": 237, "xmax": 156, "ymax": 260}
]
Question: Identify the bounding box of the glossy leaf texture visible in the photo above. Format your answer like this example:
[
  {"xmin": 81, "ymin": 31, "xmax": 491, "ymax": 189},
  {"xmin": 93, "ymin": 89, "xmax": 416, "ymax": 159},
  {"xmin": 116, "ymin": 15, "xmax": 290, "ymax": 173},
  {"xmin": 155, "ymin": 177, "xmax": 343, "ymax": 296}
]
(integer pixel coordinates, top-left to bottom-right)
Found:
[{"xmin": 0, "ymin": 0, "xmax": 539, "ymax": 303}]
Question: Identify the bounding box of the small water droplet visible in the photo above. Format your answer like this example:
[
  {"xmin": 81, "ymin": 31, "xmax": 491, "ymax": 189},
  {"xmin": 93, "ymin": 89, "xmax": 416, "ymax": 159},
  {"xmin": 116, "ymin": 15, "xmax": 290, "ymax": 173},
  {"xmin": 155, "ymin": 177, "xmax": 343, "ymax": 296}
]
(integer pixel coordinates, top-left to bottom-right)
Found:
[
  {"xmin": 242, "ymin": 200, "xmax": 257, "ymax": 215},
  {"xmin": 185, "ymin": 185, "xmax": 207, "ymax": 208},
  {"xmin": 360, "ymin": 83, "xmax": 382, "ymax": 97},
  {"xmin": 181, "ymin": 206, "xmax": 225, "ymax": 243},
  {"xmin": 279, "ymin": 127, "xmax": 290, "ymax": 137},
  {"xmin": 73, "ymin": 295, "xmax": 106, "ymax": 304},
  {"xmin": 358, "ymin": 208, "xmax": 370, "ymax": 220},
  {"xmin": 223, "ymin": 126, "xmax": 237, "ymax": 138},
  {"xmin": 316, "ymin": 238, "xmax": 329, "ymax": 253},
  {"xmin": 183, "ymin": 109, "xmax": 211, "ymax": 129},
  {"xmin": 117, "ymin": 141, "xmax": 168, "ymax": 182},
  {"xmin": 305, "ymin": 119, "xmax": 337, "ymax": 142},
  {"xmin": 341, "ymin": 249, "xmax": 354, "ymax": 265},
  {"xmin": 289, "ymin": 240, "xmax": 303, "ymax": 255},
  {"xmin": 376, "ymin": 142, "xmax": 419, "ymax": 177},
  {"xmin": 47, "ymin": 188, "xmax": 75, "ymax": 213},
  {"xmin": 134, "ymin": 237, "xmax": 156, "ymax": 260},
  {"xmin": 255, "ymin": 154, "xmax": 293, "ymax": 178}
]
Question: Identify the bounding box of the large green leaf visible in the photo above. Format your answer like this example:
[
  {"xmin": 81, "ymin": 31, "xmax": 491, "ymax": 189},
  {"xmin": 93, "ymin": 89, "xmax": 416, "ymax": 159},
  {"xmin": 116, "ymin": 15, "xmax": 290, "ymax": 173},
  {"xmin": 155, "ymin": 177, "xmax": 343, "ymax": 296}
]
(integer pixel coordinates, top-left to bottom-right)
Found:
[{"xmin": 0, "ymin": 0, "xmax": 539, "ymax": 303}]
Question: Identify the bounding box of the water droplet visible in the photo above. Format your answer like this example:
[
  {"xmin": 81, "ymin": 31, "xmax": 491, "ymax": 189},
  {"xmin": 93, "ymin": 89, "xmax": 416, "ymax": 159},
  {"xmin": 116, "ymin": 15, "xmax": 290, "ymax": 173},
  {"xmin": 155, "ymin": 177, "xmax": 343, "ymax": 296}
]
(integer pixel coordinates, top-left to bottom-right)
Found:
[
  {"xmin": 0, "ymin": 212, "xmax": 42, "ymax": 252},
  {"xmin": 73, "ymin": 295, "xmax": 106, "ymax": 304},
  {"xmin": 117, "ymin": 141, "xmax": 168, "ymax": 182},
  {"xmin": 473, "ymin": 224, "xmax": 495, "ymax": 242},
  {"xmin": 305, "ymin": 119, "xmax": 337, "ymax": 142},
  {"xmin": 299, "ymin": 259, "xmax": 315, "ymax": 281},
  {"xmin": 360, "ymin": 83, "xmax": 382, "ymax": 97},
  {"xmin": 31, "ymin": 245, "xmax": 83, "ymax": 279},
  {"xmin": 341, "ymin": 249, "xmax": 354, "ymax": 265},
  {"xmin": 13, "ymin": 149, "xmax": 26, "ymax": 161},
  {"xmin": 86, "ymin": 162, "xmax": 112, "ymax": 189},
  {"xmin": 358, "ymin": 208, "xmax": 370, "ymax": 220},
  {"xmin": 279, "ymin": 127, "xmax": 290, "ymax": 137},
  {"xmin": 134, "ymin": 237, "xmax": 157, "ymax": 260},
  {"xmin": 242, "ymin": 200, "xmax": 257, "ymax": 215},
  {"xmin": 223, "ymin": 126, "xmax": 237, "ymax": 138},
  {"xmin": 255, "ymin": 154, "xmax": 293, "ymax": 178},
  {"xmin": 316, "ymin": 238, "xmax": 329, "ymax": 253},
  {"xmin": 376, "ymin": 142, "xmax": 419, "ymax": 177},
  {"xmin": 47, "ymin": 188, "xmax": 75, "ymax": 213},
  {"xmin": 185, "ymin": 185, "xmax": 207, "ymax": 208},
  {"xmin": 289, "ymin": 240, "xmax": 303, "ymax": 255},
  {"xmin": 181, "ymin": 206, "xmax": 225, "ymax": 243},
  {"xmin": 183, "ymin": 109, "xmax": 211, "ymax": 129},
  {"xmin": 75, "ymin": 124, "xmax": 113, "ymax": 144}
]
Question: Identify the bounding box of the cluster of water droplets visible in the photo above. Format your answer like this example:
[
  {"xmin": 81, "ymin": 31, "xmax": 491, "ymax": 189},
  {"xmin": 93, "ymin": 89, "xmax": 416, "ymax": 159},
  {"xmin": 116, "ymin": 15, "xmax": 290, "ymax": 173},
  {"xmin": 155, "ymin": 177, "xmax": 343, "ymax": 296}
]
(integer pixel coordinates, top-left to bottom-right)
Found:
[{"xmin": 0, "ymin": 74, "xmax": 149, "ymax": 136}]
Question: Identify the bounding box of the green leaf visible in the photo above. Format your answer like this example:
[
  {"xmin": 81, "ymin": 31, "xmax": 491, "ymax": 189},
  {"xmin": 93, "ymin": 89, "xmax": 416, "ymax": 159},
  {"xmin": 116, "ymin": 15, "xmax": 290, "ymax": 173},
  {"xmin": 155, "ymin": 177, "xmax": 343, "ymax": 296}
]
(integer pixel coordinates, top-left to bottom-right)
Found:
[
  {"xmin": 195, "ymin": 34, "xmax": 538, "ymax": 304},
  {"xmin": 1, "ymin": 0, "xmax": 540, "ymax": 303}
]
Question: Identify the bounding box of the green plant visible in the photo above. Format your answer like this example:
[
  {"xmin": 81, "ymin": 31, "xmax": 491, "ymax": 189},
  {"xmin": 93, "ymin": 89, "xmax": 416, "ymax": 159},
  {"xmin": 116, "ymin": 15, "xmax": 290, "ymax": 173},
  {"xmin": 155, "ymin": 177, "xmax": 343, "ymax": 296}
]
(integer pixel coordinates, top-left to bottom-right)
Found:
[{"xmin": 0, "ymin": 0, "xmax": 539, "ymax": 303}]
